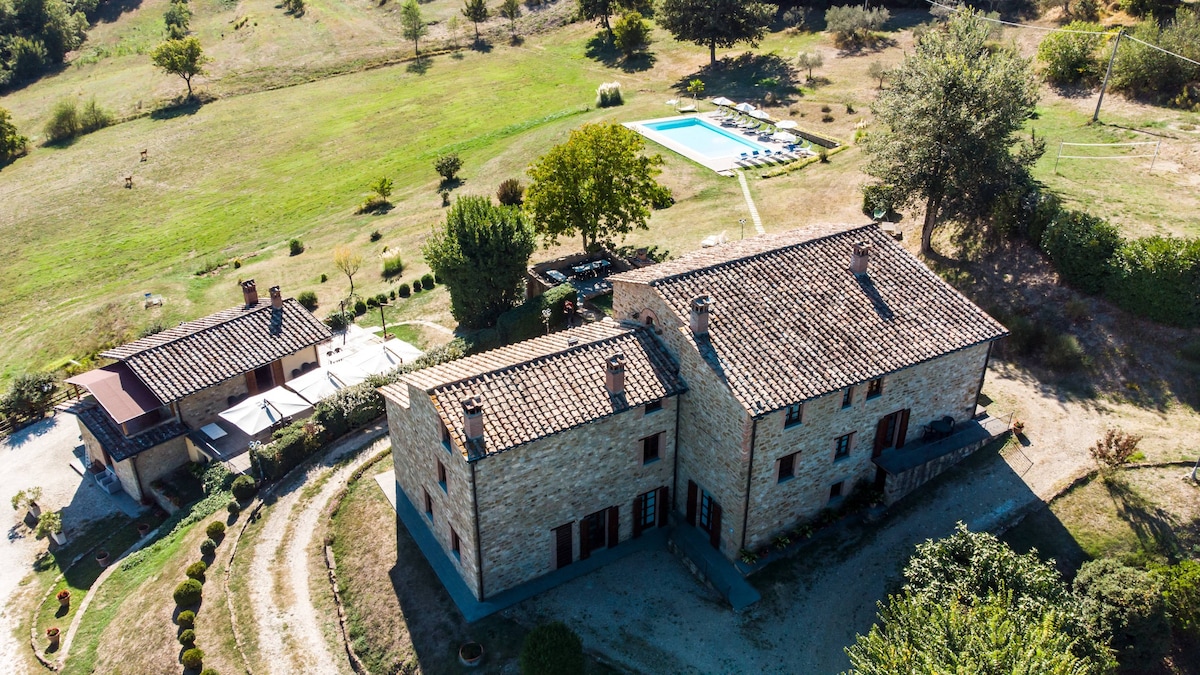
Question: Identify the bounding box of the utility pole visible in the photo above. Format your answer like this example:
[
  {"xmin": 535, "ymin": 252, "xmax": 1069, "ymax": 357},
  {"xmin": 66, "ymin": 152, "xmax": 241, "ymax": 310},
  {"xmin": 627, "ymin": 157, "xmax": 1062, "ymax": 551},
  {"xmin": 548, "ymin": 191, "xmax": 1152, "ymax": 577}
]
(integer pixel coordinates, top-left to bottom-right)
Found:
[
  {"xmin": 378, "ymin": 301, "xmax": 389, "ymax": 340},
  {"xmin": 1093, "ymin": 29, "xmax": 1123, "ymax": 124}
]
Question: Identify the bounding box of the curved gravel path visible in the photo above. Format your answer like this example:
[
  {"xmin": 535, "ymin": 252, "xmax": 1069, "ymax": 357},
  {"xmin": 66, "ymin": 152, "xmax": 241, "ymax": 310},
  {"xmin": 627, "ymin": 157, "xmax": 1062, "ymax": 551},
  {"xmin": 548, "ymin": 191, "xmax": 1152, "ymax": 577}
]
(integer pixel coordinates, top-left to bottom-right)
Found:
[{"xmin": 243, "ymin": 428, "xmax": 388, "ymax": 675}]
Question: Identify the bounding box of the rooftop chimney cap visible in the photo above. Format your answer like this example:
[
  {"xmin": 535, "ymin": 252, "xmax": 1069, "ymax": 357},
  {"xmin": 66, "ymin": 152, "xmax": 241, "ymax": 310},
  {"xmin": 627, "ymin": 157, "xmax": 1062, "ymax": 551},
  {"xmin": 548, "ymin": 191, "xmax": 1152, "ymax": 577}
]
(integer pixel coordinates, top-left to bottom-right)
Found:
[
  {"xmin": 269, "ymin": 285, "xmax": 283, "ymax": 309},
  {"xmin": 241, "ymin": 279, "xmax": 258, "ymax": 306},
  {"xmin": 461, "ymin": 395, "xmax": 484, "ymax": 441},
  {"xmin": 604, "ymin": 352, "xmax": 627, "ymax": 395},
  {"xmin": 690, "ymin": 295, "xmax": 713, "ymax": 334},
  {"xmin": 851, "ymin": 241, "xmax": 872, "ymax": 276}
]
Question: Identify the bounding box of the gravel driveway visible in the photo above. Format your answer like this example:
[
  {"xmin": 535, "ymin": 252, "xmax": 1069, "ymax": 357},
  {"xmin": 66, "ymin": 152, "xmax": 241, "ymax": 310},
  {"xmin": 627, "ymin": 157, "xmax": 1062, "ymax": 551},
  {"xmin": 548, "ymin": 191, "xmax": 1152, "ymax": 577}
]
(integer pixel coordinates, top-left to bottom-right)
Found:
[
  {"xmin": 510, "ymin": 368, "xmax": 1200, "ymax": 674},
  {"xmin": 0, "ymin": 413, "xmax": 133, "ymax": 669}
]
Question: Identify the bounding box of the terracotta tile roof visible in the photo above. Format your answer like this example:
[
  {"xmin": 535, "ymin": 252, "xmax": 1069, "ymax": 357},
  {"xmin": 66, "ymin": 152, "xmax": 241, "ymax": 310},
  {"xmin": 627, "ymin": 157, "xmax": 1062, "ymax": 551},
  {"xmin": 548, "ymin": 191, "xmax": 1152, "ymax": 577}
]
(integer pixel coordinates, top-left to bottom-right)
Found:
[
  {"xmin": 75, "ymin": 401, "xmax": 188, "ymax": 462},
  {"xmin": 614, "ymin": 224, "xmax": 1008, "ymax": 416},
  {"xmin": 381, "ymin": 320, "xmax": 686, "ymax": 458},
  {"xmin": 100, "ymin": 299, "xmax": 331, "ymax": 403}
]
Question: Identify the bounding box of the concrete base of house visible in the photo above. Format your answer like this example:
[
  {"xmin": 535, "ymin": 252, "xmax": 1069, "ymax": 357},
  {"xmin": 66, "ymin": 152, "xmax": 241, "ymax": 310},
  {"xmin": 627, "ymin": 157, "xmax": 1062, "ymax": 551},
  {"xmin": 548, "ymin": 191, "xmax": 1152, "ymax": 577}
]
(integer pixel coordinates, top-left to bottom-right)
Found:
[
  {"xmin": 875, "ymin": 414, "xmax": 1011, "ymax": 505},
  {"xmin": 375, "ymin": 472, "xmax": 671, "ymax": 622}
]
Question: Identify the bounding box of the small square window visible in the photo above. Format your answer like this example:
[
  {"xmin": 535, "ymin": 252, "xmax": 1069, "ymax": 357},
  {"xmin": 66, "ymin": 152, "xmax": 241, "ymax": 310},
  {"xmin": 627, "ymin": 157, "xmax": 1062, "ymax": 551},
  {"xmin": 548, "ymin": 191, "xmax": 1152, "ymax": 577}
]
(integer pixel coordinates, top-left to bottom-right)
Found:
[
  {"xmin": 784, "ymin": 403, "xmax": 803, "ymax": 427},
  {"xmin": 437, "ymin": 460, "xmax": 447, "ymax": 492},
  {"xmin": 834, "ymin": 432, "xmax": 853, "ymax": 460},
  {"xmin": 423, "ymin": 489, "xmax": 433, "ymax": 520},
  {"xmin": 842, "ymin": 386, "xmax": 854, "ymax": 409},
  {"xmin": 829, "ymin": 481, "xmax": 844, "ymax": 501},
  {"xmin": 450, "ymin": 528, "xmax": 461, "ymax": 559},
  {"xmin": 642, "ymin": 433, "xmax": 661, "ymax": 464},
  {"xmin": 645, "ymin": 399, "xmax": 663, "ymax": 414},
  {"xmin": 441, "ymin": 424, "xmax": 452, "ymax": 450},
  {"xmin": 866, "ymin": 378, "xmax": 883, "ymax": 399},
  {"xmin": 777, "ymin": 452, "xmax": 797, "ymax": 483}
]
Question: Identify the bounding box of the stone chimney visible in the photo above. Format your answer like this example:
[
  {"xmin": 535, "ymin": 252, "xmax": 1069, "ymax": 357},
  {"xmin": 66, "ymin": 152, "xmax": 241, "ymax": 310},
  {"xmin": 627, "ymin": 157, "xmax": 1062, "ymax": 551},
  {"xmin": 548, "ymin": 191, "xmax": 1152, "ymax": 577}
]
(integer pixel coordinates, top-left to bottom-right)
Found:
[
  {"xmin": 604, "ymin": 352, "xmax": 627, "ymax": 396},
  {"xmin": 241, "ymin": 279, "xmax": 258, "ymax": 306},
  {"xmin": 269, "ymin": 285, "xmax": 283, "ymax": 309},
  {"xmin": 462, "ymin": 396, "xmax": 484, "ymax": 442},
  {"xmin": 690, "ymin": 295, "xmax": 712, "ymax": 335},
  {"xmin": 851, "ymin": 242, "xmax": 872, "ymax": 276}
]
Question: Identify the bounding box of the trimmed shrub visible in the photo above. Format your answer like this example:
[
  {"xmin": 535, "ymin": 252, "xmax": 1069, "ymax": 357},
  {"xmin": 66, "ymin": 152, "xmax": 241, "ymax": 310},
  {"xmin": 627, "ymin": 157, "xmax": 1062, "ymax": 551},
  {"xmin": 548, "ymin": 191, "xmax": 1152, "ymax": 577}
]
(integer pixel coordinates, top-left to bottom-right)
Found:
[
  {"xmin": 596, "ymin": 81, "xmax": 623, "ymax": 108},
  {"xmin": 1105, "ymin": 235, "xmax": 1200, "ymax": 327},
  {"xmin": 497, "ymin": 178, "xmax": 525, "ymax": 206},
  {"xmin": 205, "ymin": 521, "xmax": 225, "ymax": 539},
  {"xmin": 397, "ymin": 283, "xmax": 411, "ymax": 298},
  {"xmin": 1040, "ymin": 211, "xmax": 1121, "ymax": 294},
  {"xmin": 389, "ymin": 290, "xmax": 396, "ymax": 300},
  {"xmin": 1043, "ymin": 334, "xmax": 1086, "ymax": 372},
  {"xmin": 435, "ymin": 153, "xmax": 462, "ymax": 182},
  {"xmin": 325, "ymin": 310, "xmax": 352, "ymax": 331},
  {"xmin": 173, "ymin": 578, "xmax": 203, "ymax": 606},
  {"xmin": 319, "ymin": 273, "xmax": 328, "ymax": 283},
  {"xmin": 179, "ymin": 628, "xmax": 196, "ymax": 646},
  {"xmin": 199, "ymin": 538, "xmax": 216, "ymax": 556},
  {"xmin": 186, "ymin": 561, "xmax": 208, "ymax": 580},
  {"xmin": 44, "ymin": 100, "xmax": 80, "ymax": 143},
  {"xmin": 297, "ymin": 291, "xmax": 318, "ymax": 311},
  {"xmin": 375, "ymin": 293, "xmax": 389, "ymax": 306},
  {"xmin": 176, "ymin": 610, "xmax": 196, "ymax": 628},
  {"xmin": 411, "ymin": 278, "xmax": 423, "ymax": 293},
  {"xmin": 353, "ymin": 299, "xmax": 367, "ymax": 315},
  {"xmin": 420, "ymin": 273, "xmax": 435, "ymax": 290},
  {"xmin": 366, "ymin": 296, "xmax": 378, "ymax": 309},
  {"xmin": 289, "ymin": 239, "xmax": 304, "ymax": 256},
  {"xmin": 612, "ymin": 12, "xmax": 651, "ymax": 57},
  {"xmin": 1075, "ymin": 559, "xmax": 1169, "ymax": 665},
  {"xmin": 182, "ymin": 647, "xmax": 204, "ymax": 670},
  {"xmin": 231, "ymin": 473, "xmax": 258, "ymax": 499},
  {"xmin": 226, "ymin": 499, "xmax": 240, "ymax": 515},
  {"xmin": 520, "ymin": 621, "xmax": 584, "ymax": 675},
  {"xmin": 369, "ymin": 230, "xmax": 382, "ymax": 241}
]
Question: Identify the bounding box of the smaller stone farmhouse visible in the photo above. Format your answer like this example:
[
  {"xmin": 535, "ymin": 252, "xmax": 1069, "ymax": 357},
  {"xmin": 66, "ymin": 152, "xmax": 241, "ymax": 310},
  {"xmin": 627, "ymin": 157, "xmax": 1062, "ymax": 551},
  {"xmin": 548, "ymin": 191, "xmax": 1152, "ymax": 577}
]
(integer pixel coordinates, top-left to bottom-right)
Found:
[
  {"xmin": 382, "ymin": 223, "xmax": 1009, "ymax": 612},
  {"xmin": 67, "ymin": 281, "xmax": 331, "ymax": 504}
]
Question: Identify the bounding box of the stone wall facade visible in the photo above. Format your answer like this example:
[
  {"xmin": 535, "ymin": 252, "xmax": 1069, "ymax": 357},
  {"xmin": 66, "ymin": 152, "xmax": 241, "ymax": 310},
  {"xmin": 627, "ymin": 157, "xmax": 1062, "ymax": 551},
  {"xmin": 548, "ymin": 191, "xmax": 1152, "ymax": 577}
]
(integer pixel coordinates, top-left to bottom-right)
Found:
[
  {"xmin": 132, "ymin": 436, "xmax": 190, "ymax": 507},
  {"xmin": 178, "ymin": 374, "xmax": 249, "ymax": 429}
]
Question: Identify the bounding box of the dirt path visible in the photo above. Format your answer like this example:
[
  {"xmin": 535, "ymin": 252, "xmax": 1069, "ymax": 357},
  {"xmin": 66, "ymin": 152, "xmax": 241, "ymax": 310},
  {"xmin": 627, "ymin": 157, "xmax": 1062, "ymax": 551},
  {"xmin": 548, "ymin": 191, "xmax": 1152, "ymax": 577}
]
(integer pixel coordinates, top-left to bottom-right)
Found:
[{"xmin": 243, "ymin": 430, "xmax": 388, "ymax": 675}]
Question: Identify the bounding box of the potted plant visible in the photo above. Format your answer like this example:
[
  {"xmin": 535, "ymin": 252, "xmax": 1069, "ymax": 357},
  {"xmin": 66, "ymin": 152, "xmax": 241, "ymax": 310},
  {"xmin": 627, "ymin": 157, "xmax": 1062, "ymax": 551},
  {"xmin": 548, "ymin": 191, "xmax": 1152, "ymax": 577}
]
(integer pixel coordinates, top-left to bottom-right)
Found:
[
  {"xmin": 1011, "ymin": 419, "xmax": 1026, "ymax": 435},
  {"xmin": 772, "ymin": 534, "xmax": 791, "ymax": 551},
  {"xmin": 46, "ymin": 627, "xmax": 60, "ymax": 649},
  {"xmin": 12, "ymin": 487, "xmax": 43, "ymax": 526},
  {"xmin": 95, "ymin": 549, "xmax": 110, "ymax": 567},
  {"xmin": 57, "ymin": 589, "xmax": 70, "ymax": 608},
  {"xmin": 36, "ymin": 511, "xmax": 66, "ymax": 546},
  {"xmin": 136, "ymin": 522, "xmax": 150, "ymax": 536},
  {"xmin": 458, "ymin": 642, "xmax": 483, "ymax": 667},
  {"xmin": 738, "ymin": 548, "xmax": 758, "ymax": 565}
]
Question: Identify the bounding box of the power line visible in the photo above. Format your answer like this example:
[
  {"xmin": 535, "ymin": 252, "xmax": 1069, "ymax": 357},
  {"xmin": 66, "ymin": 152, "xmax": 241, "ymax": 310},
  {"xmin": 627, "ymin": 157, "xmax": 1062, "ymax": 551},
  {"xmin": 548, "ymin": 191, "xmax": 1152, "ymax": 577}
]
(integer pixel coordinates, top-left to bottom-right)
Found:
[
  {"xmin": 924, "ymin": 0, "xmax": 1110, "ymax": 34},
  {"xmin": 1123, "ymin": 34, "xmax": 1200, "ymax": 68}
]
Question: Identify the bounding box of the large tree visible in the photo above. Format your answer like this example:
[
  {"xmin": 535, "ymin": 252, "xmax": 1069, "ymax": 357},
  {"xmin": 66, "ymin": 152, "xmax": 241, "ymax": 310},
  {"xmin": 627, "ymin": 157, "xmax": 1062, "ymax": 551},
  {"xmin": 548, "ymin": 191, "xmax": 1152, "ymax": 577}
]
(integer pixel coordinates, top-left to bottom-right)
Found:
[
  {"xmin": 422, "ymin": 196, "xmax": 536, "ymax": 329},
  {"xmin": 150, "ymin": 37, "xmax": 210, "ymax": 99},
  {"xmin": 0, "ymin": 108, "xmax": 29, "ymax": 166},
  {"xmin": 524, "ymin": 123, "xmax": 668, "ymax": 251},
  {"xmin": 845, "ymin": 524, "xmax": 1113, "ymax": 674},
  {"xmin": 400, "ymin": 0, "xmax": 427, "ymax": 55},
  {"xmin": 657, "ymin": 0, "xmax": 774, "ymax": 66},
  {"xmin": 863, "ymin": 9, "xmax": 1041, "ymax": 256}
]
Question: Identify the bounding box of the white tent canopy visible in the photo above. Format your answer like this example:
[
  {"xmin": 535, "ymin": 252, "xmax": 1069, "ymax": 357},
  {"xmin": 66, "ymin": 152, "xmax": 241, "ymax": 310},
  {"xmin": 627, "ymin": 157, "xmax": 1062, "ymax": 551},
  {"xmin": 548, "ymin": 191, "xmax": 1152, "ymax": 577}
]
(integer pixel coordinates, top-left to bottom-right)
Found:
[
  {"xmin": 775, "ymin": 120, "xmax": 798, "ymax": 129},
  {"xmin": 340, "ymin": 341, "xmax": 423, "ymax": 380},
  {"xmin": 285, "ymin": 367, "xmax": 349, "ymax": 405},
  {"xmin": 219, "ymin": 387, "xmax": 313, "ymax": 436}
]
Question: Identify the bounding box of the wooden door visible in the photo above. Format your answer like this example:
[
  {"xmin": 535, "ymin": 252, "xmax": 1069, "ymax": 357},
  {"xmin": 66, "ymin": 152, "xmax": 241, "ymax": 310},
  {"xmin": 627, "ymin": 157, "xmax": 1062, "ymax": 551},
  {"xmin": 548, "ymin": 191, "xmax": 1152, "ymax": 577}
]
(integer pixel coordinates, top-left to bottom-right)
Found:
[
  {"xmin": 896, "ymin": 409, "xmax": 910, "ymax": 448},
  {"xmin": 872, "ymin": 417, "xmax": 889, "ymax": 458},
  {"xmin": 607, "ymin": 506, "xmax": 619, "ymax": 549},
  {"xmin": 633, "ymin": 494, "xmax": 645, "ymax": 538},
  {"xmin": 656, "ymin": 486, "xmax": 669, "ymax": 528}
]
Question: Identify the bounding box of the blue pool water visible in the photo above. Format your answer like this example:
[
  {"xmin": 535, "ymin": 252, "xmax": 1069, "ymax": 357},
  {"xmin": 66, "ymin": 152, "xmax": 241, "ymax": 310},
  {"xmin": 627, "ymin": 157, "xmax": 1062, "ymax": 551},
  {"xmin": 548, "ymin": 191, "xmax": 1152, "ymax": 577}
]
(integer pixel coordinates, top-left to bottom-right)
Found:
[{"xmin": 643, "ymin": 118, "xmax": 769, "ymax": 159}]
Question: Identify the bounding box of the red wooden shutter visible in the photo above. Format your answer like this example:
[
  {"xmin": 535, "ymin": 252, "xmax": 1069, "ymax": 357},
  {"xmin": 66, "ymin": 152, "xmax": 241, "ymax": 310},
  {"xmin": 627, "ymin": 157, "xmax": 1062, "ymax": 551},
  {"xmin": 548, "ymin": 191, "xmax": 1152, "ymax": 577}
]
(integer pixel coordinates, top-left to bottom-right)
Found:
[
  {"xmin": 657, "ymin": 486, "xmax": 669, "ymax": 528},
  {"xmin": 554, "ymin": 524, "xmax": 573, "ymax": 569},
  {"xmin": 896, "ymin": 409, "xmax": 911, "ymax": 449},
  {"xmin": 607, "ymin": 506, "xmax": 619, "ymax": 548},
  {"xmin": 579, "ymin": 518, "xmax": 592, "ymax": 560},
  {"xmin": 686, "ymin": 481, "xmax": 698, "ymax": 525},
  {"xmin": 872, "ymin": 417, "xmax": 889, "ymax": 457},
  {"xmin": 632, "ymin": 495, "xmax": 644, "ymax": 538},
  {"xmin": 708, "ymin": 502, "xmax": 722, "ymax": 550}
]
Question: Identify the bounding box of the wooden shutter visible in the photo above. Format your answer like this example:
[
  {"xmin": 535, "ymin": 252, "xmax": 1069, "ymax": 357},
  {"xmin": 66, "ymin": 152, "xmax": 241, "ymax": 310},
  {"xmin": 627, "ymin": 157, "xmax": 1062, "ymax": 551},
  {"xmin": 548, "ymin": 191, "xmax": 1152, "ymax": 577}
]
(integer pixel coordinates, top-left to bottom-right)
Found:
[
  {"xmin": 554, "ymin": 524, "xmax": 572, "ymax": 569},
  {"xmin": 632, "ymin": 494, "xmax": 644, "ymax": 538},
  {"xmin": 686, "ymin": 481, "xmax": 698, "ymax": 526},
  {"xmin": 657, "ymin": 486, "xmax": 669, "ymax": 528},
  {"xmin": 872, "ymin": 417, "xmax": 889, "ymax": 457},
  {"xmin": 607, "ymin": 506, "xmax": 619, "ymax": 548},
  {"xmin": 579, "ymin": 518, "xmax": 592, "ymax": 560},
  {"xmin": 708, "ymin": 502, "xmax": 722, "ymax": 550},
  {"xmin": 896, "ymin": 409, "xmax": 911, "ymax": 449}
]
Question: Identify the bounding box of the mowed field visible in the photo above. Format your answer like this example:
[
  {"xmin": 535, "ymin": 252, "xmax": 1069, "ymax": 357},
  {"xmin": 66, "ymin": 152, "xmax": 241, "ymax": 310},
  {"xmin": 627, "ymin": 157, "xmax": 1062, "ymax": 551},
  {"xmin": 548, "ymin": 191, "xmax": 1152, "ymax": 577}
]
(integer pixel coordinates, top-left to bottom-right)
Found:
[{"xmin": 1, "ymin": 3, "xmax": 1198, "ymax": 382}]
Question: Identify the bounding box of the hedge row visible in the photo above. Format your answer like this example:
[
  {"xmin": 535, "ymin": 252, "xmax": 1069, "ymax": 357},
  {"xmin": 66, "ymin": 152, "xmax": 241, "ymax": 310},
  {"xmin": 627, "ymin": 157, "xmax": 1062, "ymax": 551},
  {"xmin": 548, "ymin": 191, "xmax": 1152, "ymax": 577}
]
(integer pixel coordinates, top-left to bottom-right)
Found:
[
  {"xmin": 1003, "ymin": 192, "xmax": 1200, "ymax": 327},
  {"xmin": 472, "ymin": 283, "xmax": 577, "ymax": 352},
  {"xmin": 251, "ymin": 339, "xmax": 469, "ymax": 480}
]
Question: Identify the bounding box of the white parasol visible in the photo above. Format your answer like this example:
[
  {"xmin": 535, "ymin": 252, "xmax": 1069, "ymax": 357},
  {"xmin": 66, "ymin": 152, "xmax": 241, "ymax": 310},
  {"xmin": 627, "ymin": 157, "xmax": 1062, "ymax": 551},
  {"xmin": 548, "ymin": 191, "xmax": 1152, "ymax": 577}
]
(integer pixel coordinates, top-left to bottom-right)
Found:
[
  {"xmin": 285, "ymin": 367, "xmax": 348, "ymax": 405},
  {"xmin": 775, "ymin": 120, "xmax": 798, "ymax": 129},
  {"xmin": 749, "ymin": 109, "xmax": 771, "ymax": 120},
  {"xmin": 219, "ymin": 387, "xmax": 312, "ymax": 436},
  {"xmin": 711, "ymin": 96, "xmax": 734, "ymax": 107}
]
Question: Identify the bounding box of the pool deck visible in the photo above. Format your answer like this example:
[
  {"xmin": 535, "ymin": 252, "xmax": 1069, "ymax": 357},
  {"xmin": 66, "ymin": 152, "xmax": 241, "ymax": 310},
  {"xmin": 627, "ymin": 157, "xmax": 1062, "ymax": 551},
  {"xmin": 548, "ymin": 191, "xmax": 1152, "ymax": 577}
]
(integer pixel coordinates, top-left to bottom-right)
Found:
[{"xmin": 625, "ymin": 112, "xmax": 804, "ymax": 174}]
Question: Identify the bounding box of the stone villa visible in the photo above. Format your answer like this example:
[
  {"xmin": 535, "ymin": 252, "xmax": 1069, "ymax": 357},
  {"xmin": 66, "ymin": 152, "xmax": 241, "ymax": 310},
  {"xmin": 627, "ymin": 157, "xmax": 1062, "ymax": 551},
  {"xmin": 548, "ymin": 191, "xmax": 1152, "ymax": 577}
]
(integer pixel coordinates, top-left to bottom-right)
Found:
[
  {"xmin": 66, "ymin": 281, "xmax": 331, "ymax": 505},
  {"xmin": 381, "ymin": 223, "xmax": 1009, "ymax": 610}
]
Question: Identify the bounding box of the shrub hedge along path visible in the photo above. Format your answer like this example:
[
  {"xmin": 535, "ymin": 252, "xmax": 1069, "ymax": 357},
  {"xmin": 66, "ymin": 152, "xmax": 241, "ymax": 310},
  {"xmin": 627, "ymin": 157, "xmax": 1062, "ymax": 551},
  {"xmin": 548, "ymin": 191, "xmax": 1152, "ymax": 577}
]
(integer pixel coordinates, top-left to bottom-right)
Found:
[{"xmin": 234, "ymin": 423, "xmax": 389, "ymax": 675}]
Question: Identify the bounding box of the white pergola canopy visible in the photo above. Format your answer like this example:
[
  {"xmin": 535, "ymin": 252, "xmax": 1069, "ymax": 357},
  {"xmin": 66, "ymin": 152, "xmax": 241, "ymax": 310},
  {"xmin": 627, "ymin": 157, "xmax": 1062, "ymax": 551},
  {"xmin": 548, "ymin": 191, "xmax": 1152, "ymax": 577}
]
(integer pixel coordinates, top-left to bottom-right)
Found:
[{"xmin": 219, "ymin": 387, "xmax": 312, "ymax": 436}]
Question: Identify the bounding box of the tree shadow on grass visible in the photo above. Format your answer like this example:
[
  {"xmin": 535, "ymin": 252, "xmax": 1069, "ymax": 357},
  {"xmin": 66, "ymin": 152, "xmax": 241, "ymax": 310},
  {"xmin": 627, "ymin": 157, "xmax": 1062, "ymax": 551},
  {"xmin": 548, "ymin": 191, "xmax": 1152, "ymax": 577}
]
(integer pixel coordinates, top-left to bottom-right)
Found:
[
  {"xmin": 95, "ymin": 0, "xmax": 145, "ymax": 23},
  {"xmin": 469, "ymin": 38, "xmax": 493, "ymax": 54},
  {"xmin": 1103, "ymin": 475, "xmax": 1185, "ymax": 562},
  {"xmin": 406, "ymin": 56, "xmax": 433, "ymax": 75},
  {"xmin": 673, "ymin": 53, "xmax": 800, "ymax": 107},
  {"xmin": 150, "ymin": 99, "xmax": 204, "ymax": 121},
  {"xmin": 584, "ymin": 33, "xmax": 656, "ymax": 72}
]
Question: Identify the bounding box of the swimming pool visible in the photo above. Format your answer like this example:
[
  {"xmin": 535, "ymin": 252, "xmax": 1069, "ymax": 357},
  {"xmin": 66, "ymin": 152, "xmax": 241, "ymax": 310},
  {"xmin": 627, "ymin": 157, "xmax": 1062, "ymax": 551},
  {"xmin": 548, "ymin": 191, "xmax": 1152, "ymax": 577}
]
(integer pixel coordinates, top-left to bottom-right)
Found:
[{"xmin": 627, "ymin": 116, "xmax": 776, "ymax": 173}]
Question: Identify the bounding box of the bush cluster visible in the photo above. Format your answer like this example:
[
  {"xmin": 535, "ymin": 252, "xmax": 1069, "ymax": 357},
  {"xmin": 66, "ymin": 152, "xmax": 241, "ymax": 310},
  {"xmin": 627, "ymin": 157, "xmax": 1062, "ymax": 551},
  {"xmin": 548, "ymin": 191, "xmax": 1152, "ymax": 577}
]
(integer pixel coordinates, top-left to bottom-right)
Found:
[
  {"xmin": 1075, "ymin": 559, "xmax": 1170, "ymax": 666},
  {"xmin": 44, "ymin": 97, "xmax": 113, "ymax": 143},
  {"xmin": 353, "ymin": 299, "xmax": 367, "ymax": 315},
  {"xmin": 324, "ymin": 310, "xmax": 353, "ymax": 331},
  {"xmin": 289, "ymin": 239, "xmax": 304, "ymax": 256},
  {"xmin": 520, "ymin": 621, "xmax": 584, "ymax": 675},
  {"xmin": 178, "ymin": 628, "xmax": 196, "ymax": 646},
  {"xmin": 497, "ymin": 178, "xmax": 524, "ymax": 206},
  {"xmin": 0, "ymin": 108, "xmax": 29, "ymax": 165},
  {"xmin": 0, "ymin": 0, "xmax": 96, "ymax": 86},
  {"xmin": 296, "ymin": 291, "xmax": 318, "ymax": 311}
]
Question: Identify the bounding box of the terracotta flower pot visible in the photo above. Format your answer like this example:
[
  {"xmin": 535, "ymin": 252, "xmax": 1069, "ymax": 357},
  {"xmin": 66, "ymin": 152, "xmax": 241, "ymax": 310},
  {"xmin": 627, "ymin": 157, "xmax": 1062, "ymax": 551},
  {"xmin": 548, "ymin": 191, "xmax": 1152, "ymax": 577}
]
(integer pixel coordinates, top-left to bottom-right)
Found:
[
  {"xmin": 57, "ymin": 591, "xmax": 70, "ymax": 608},
  {"xmin": 95, "ymin": 550, "xmax": 110, "ymax": 567},
  {"xmin": 46, "ymin": 628, "xmax": 60, "ymax": 649},
  {"xmin": 137, "ymin": 522, "xmax": 150, "ymax": 536},
  {"xmin": 458, "ymin": 642, "xmax": 483, "ymax": 667}
]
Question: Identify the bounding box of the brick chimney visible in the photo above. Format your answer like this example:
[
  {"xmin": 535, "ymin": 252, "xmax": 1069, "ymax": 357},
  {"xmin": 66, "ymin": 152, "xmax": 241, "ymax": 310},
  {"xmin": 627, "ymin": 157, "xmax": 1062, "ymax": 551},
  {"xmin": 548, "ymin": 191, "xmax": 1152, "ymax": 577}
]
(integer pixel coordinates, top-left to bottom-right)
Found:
[
  {"xmin": 241, "ymin": 279, "xmax": 258, "ymax": 306},
  {"xmin": 269, "ymin": 285, "xmax": 283, "ymax": 309},
  {"xmin": 851, "ymin": 242, "xmax": 872, "ymax": 277},
  {"xmin": 462, "ymin": 395, "xmax": 484, "ymax": 442},
  {"xmin": 604, "ymin": 352, "xmax": 626, "ymax": 396},
  {"xmin": 690, "ymin": 295, "xmax": 712, "ymax": 335}
]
